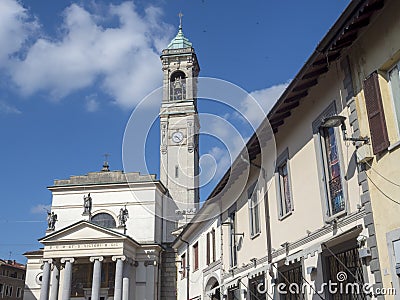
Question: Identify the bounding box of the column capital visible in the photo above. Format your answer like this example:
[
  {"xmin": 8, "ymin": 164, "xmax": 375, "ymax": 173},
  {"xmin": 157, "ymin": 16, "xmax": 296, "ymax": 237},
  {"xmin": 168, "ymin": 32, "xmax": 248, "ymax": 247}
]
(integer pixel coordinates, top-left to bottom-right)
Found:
[
  {"xmin": 144, "ymin": 260, "xmax": 157, "ymax": 267},
  {"xmin": 89, "ymin": 256, "xmax": 104, "ymax": 263},
  {"xmin": 60, "ymin": 258, "xmax": 75, "ymax": 264},
  {"xmin": 112, "ymin": 255, "xmax": 126, "ymax": 262},
  {"xmin": 40, "ymin": 258, "xmax": 53, "ymax": 265}
]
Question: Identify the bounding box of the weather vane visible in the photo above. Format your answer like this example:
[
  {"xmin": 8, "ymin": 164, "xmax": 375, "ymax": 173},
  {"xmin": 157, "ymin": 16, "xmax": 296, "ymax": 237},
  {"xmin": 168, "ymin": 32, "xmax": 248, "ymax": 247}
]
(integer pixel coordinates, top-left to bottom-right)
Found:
[{"xmin": 178, "ymin": 12, "xmax": 183, "ymax": 29}]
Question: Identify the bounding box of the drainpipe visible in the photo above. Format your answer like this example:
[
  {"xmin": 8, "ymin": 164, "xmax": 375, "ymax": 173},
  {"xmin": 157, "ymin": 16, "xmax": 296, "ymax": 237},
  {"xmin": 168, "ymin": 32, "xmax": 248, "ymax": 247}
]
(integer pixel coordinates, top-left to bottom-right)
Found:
[
  {"xmin": 258, "ymin": 166, "xmax": 273, "ymax": 268},
  {"xmin": 261, "ymin": 167, "xmax": 273, "ymax": 266},
  {"xmin": 179, "ymin": 236, "xmax": 190, "ymax": 300}
]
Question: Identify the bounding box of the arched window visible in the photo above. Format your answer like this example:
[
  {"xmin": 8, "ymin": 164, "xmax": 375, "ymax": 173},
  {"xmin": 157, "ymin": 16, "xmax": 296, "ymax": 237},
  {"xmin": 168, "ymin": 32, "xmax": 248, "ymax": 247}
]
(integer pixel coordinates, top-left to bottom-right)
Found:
[
  {"xmin": 170, "ymin": 71, "xmax": 186, "ymax": 101},
  {"xmin": 91, "ymin": 213, "xmax": 116, "ymax": 228}
]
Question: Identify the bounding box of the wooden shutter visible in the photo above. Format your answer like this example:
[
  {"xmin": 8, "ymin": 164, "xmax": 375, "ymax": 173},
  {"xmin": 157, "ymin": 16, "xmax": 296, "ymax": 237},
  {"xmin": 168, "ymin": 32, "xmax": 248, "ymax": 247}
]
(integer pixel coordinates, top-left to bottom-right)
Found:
[{"xmin": 363, "ymin": 71, "xmax": 390, "ymax": 154}]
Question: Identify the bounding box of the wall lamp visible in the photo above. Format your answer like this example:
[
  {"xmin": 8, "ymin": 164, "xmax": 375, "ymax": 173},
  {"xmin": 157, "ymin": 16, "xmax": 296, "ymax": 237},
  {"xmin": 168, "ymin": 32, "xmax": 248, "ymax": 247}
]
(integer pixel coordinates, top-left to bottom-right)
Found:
[
  {"xmin": 221, "ymin": 222, "xmax": 244, "ymax": 237},
  {"xmin": 321, "ymin": 115, "xmax": 369, "ymax": 144}
]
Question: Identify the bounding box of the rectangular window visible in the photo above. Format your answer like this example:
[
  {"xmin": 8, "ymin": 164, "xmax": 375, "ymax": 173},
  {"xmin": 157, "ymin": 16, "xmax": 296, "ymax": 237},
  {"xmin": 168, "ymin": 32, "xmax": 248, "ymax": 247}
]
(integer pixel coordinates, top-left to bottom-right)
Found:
[
  {"xmin": 275, "ymin": 149, "xmax": 293, "ymax": 219},
  {"xmin": 320, "ymin": 127, "xmax": 345, "ymax": 216},
  {"xmin": 181, "ymin": 253, "xmax": 186, "ymax": 279},
  {"xmin": 278, "ymin": 162, "xmax": 292, "ymax": 217},
  {"xmin": 248, "ymin": 182, "xmax": 261, "ymax": 236},
  {"xmin": 211, "ymin": 229, "xmax": 216, "ymax": 263},
  {"xmin": 175, "ymin": 165, "xmax": 179, "ymax": 178},
  {"xmin": 278, "ymin": 263, "xmax": 304, "ymax": 300},
  {"xmin": 388, "ymin": 63, "xmax": 400, "ymax": 140},
  {"xmin": 229, "ymin": 211, "xmax": 237, "ymax": 268},
  {"xmin": 9, "ymin": 286, "xmax": 13, "ymax": 297},
  {"xmin": 325, "ymin": 246, "xmax": 366, "ymax": 299},
  {"xmin": 17, "ymin": 287, "xmax": 22, "ymax": 298},
  {"xmin": 227, "ymin": 288, "xmax": 240, "ymax": 300},
  {"xmin": 193, "ymin": 242, "xmax": 199, "ymax": 271},
  {"xmin": 0, "ymin": 283, "xmax": 3, "ymax": 296},
  {"xmin": 249, "ymin": 275, "xmax": 266, "ymax": 300},
  {"xmin": 206, "ymin": 232, "xmax": 210, "ymax": 265}
]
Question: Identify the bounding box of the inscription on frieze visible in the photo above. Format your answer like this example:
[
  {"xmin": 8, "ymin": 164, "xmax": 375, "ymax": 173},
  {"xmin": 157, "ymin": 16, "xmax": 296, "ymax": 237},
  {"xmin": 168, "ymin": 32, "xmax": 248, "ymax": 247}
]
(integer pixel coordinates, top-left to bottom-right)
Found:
[{"xmin": 48, "ymin": 242, "xmax": 121, "ymax": 250}]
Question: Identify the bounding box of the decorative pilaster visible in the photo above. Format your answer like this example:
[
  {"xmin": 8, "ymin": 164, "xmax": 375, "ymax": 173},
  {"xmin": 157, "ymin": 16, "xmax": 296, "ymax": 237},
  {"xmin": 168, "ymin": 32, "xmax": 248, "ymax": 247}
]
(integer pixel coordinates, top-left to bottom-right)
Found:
[
  {"xmin": 89, "ymin": 256, "xmax": 104, "ymax": 300},
  {"xmin": 39, "ymin": 259, "xmax": 52, "ymax": 300},
  {"xmin": 60, "ymin": 258, "xmax": 74, "ymax": 300},
  {"xmin": 144, "ymin": 260, "xmax": 157, "ymax": 300}
]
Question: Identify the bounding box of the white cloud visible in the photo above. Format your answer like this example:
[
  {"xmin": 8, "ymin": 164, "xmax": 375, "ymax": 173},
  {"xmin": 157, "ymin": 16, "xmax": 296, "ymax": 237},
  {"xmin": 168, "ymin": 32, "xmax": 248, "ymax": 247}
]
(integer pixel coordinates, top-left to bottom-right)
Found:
[
  {"xmin": 0, "ymin": 101, "xmax": 22, "ymax": 114},
  {"xmin": 0, "ymin": 0, "xmax": 37, "ymax": 67},
  {"xmin": 1, "ymin": 1, "xmax": 173, "ymax": 109},
  {"xmin": 31, "ymin": 204, "xmax": 51, "ymax": 214},
  {"xmin": 241, "ymin": 82, "xmax": 289, "ymax": 127},
  {"xmin": 85, "ymin": 94, "xmax": 99, "ymax": 112}
]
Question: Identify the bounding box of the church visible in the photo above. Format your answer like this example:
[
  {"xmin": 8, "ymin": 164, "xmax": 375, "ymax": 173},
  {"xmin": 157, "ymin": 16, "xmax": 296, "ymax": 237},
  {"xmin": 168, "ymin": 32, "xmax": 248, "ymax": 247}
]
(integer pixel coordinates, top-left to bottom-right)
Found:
[{"xmin": 24, "ymin": 23, "xmax": 200, "ymax": 300}]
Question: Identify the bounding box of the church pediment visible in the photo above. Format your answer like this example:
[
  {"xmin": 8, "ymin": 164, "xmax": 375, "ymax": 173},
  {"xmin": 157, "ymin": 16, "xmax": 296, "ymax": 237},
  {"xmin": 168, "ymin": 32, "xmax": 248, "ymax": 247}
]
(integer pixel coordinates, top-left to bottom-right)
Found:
[{"xmin": 39, "ymin": 221, "xmax": 137, "ymax": 245}]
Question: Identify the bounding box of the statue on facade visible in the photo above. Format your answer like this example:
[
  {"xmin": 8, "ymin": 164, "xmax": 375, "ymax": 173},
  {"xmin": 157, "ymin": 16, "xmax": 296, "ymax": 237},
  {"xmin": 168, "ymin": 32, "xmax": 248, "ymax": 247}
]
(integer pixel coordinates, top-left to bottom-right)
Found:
[
  {"xmin": 47, "ymin": 211, "xmax": 57, "ymax": 231},
  {"xmin": 83, "ymin": 193, "xmax": 92, "ymax": 215},
  {"xmin": 118, "ymin": 206, "xmax": 129, "ymax": 227}
]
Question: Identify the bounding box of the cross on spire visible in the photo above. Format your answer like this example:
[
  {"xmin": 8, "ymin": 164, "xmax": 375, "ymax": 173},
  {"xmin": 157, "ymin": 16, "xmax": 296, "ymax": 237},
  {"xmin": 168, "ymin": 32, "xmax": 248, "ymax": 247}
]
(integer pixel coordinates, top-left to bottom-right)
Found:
[{"xmin": 178, "ymin": 12, "xmax": 183, "ymax": 29}]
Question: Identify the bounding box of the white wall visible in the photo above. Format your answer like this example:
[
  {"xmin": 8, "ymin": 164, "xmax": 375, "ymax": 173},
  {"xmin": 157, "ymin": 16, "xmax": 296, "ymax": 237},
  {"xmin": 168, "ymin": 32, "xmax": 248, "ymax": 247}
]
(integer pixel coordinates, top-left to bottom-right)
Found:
[
  {"xmin": 49, "ymin": 183, "xmax": 163, "ymax": 243},
  {"xmin": 176, "ymin": 217, "xmax": 221, "ymax": 300}
]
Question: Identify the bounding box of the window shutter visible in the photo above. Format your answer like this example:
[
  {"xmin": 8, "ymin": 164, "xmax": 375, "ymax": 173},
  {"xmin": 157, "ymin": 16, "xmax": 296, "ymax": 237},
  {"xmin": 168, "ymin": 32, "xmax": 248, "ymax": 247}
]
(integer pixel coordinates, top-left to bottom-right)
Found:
[{"xmin": 363, "ymin": 71, "xmax": 389, "ymax": 154}]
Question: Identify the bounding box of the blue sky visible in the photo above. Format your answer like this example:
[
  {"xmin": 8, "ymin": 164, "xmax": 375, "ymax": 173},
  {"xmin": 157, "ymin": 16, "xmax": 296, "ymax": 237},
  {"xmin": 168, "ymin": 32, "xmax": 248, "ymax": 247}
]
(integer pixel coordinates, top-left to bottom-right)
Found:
[{"xmin": 0, "ymin": 0, "xmax": 350, "ymax": 262}]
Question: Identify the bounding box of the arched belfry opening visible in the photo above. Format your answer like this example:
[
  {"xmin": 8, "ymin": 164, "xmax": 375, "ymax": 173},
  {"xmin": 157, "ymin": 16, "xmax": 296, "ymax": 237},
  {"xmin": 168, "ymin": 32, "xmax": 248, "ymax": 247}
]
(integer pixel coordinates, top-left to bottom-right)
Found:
[{"xmin": 170, "ymin": 70, "xmax": 186, "ymax": 101}]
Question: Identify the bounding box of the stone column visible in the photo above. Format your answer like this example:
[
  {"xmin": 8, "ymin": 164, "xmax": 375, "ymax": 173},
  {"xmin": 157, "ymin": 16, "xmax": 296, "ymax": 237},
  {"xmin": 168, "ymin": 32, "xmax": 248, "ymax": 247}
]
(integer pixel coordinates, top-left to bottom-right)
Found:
[
  {"xmin": 122, "ymin": 277, "xmax": 129, "ymax": 300},
  {"xmin": 90, "ymin": 256, "xmax": 104, "ymax": 300},
  {"xmin": 122, "ymin": 258, "xmax": 135, "ymax": 300},
  {"xmin": 112, "ymin": 256, "xmax": 126, "ymax": 300},
  {"xmin": 60, "ymin": 258, "xmax": 75, "ymax": 300},
  {"xmin": 50, "ymin": 262, "xmax": 60, "ymax": 300},
  {"xmin": 39, "ymin": 259, "xmax": 52, "ymax": 300}
]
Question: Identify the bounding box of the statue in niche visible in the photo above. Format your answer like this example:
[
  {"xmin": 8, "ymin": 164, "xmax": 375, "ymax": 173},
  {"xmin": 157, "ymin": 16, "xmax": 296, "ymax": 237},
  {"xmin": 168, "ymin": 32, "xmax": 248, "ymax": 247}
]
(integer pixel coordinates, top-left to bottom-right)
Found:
[
  {"xmin": 47, "ymin": 211, "xmax": 57, "ymax": 230},
  {"xmin": 83, "ymin": 193, "xmax": 92, "ymax": 215},
  {"xmin": 118, "ymin": 206, "xmax": 129, "ymax": 227}
]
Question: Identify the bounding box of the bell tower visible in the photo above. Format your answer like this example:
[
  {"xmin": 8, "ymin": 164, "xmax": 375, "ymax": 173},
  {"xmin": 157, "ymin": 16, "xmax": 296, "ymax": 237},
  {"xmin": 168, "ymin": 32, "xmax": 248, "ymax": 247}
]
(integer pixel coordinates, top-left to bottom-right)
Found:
[{"xmin": 160, "ymin": 21, "xmax": 200, "ymax": 213}]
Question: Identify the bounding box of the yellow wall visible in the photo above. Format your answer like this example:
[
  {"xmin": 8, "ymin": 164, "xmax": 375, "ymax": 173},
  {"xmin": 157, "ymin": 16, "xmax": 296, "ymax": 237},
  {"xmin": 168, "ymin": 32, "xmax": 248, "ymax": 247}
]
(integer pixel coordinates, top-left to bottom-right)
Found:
[{"xmin": 347, "ymin": 0, "xmax": 400, "ymax": 294}]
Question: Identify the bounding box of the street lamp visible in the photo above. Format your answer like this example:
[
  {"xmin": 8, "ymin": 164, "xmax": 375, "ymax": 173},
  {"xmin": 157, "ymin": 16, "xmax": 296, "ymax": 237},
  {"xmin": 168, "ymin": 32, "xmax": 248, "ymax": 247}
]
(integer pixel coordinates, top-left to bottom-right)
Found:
[{"xmin": 321, "ymin": 115, "xmax": 369, "ymax": 143}]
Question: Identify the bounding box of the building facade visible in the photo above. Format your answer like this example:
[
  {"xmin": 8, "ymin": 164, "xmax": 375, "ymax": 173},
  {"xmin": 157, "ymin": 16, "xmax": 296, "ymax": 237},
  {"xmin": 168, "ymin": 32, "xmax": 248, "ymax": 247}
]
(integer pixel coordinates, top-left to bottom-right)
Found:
[
  {"xmin": 346, "ymin": 0, "xmax": 400, "ymax": 296},
  {"xmin": 173, "ymin": 0, "xmax": 400, "ymax": 299},
  {"xmin": 24, "ymin": 171, "xmax": 170, "ymax": 300},
  {"xmin": 0, "ymin": 259, "xmax": 26, "ymax": 300}
]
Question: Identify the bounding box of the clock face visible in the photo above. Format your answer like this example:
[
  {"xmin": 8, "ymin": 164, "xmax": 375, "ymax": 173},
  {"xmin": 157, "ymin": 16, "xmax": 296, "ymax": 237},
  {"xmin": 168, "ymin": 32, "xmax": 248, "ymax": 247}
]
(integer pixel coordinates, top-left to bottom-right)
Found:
[{"xmin": 172, "ymin": 131, "xmax": 184, "ymax": 143}]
